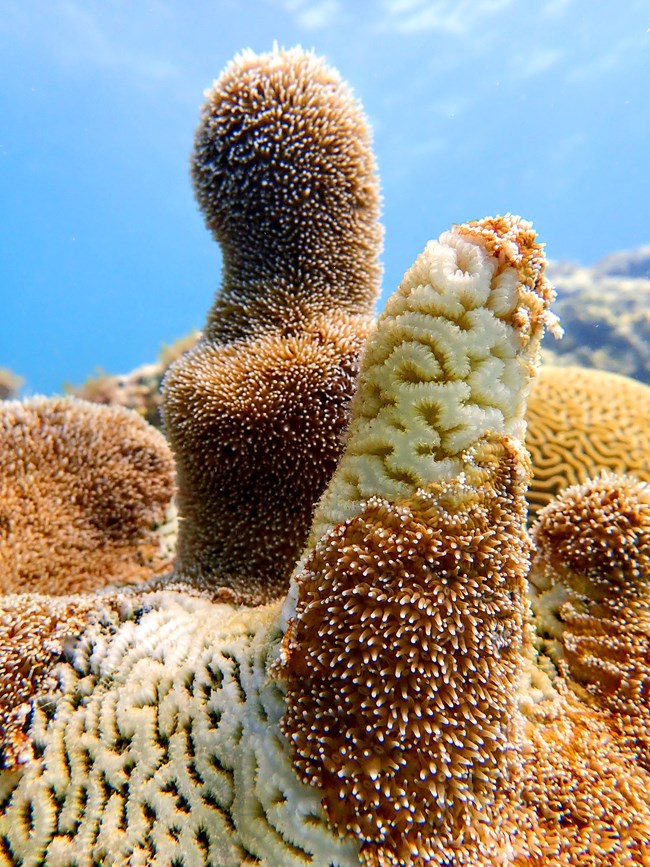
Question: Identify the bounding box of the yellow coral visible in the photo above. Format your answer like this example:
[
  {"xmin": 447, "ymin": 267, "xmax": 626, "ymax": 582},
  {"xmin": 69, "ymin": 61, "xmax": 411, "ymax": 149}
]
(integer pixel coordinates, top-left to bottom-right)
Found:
[
  {"xmin": 309, "ymin": 213, "xmax": 557, "ymax": 543},
  {"xmin": 526, "ymin": 365, "xmax": 650, "ymax": 519}
]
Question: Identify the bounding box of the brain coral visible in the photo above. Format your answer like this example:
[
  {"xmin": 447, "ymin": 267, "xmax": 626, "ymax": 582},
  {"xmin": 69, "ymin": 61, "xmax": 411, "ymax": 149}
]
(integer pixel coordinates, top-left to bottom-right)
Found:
[
  {"xmin": 0, "ymin": 397, "xmax": 176, "ymax": 595},
  {"xmin": 526, "ymin": 365, "xmax": 650, "ymax": 519},
  {"xmin": 161, "ymin": 46, "xmax": 382, "ymax": 604}
]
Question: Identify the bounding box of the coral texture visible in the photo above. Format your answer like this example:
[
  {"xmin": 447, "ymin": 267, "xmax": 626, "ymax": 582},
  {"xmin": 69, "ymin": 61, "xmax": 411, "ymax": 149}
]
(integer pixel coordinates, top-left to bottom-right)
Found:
[
  {"xmin": 526, "ymin": 365, "xmax": 650, "ymax": 519},
  {"xmin": 4, "ymin": 43, "xmax": 650, "ymax": 867},
  {"xmin": 281, "ymin": 214, "xmax": 557, "ymax": 863},
  {"xmin": 529, "ymin": 474, "xmax": 650, "ymax": 768},
  {"xmin": 162, "ymin": 46, "xmax": 382, "ymax": 603},
  {"xmin": 3, "ymin": 212, "xmax": 650, "ymax": 865},
  {"xmin": 0, "ymin": 591, "xmax": 360, "ymax": 865},
  {"xmin": 0, "ymin": 397, "xmax": 176, "ymax": 594}
]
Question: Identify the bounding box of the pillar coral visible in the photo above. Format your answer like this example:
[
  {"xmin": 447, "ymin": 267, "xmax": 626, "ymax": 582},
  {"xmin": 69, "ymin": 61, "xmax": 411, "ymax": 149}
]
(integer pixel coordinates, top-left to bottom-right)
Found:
[
  {"xmin": 280, "ymin": 213, "xmax": 558, "ymax": 863},
  {"xmin": 161, "ymin": 46, "xmax": 382, "ymax": 604}
]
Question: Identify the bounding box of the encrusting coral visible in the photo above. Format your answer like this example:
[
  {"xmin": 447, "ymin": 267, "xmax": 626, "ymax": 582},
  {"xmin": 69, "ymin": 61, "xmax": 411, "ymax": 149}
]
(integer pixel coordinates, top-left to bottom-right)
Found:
[
  {"xmin": 0, "ymin": 397, "xmax": 176, "ymax": 595},
  {"xmin": 161, "ymin": 46, "xmax": 382, "ymax": 604},
  {"xmin": 526, "ymin": 365, "xmax": 650, "ymax": 519},
  {"xmin": 3, "ymin": 45, "xmax": 650, "ymax": 867}
]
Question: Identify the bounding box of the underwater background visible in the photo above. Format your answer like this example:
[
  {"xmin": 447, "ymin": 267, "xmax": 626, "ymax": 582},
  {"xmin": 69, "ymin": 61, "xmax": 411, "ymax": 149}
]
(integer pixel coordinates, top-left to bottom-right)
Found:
[{"xmin": 1, "ymin": 0, "xmax": 648, "ymax": 395}]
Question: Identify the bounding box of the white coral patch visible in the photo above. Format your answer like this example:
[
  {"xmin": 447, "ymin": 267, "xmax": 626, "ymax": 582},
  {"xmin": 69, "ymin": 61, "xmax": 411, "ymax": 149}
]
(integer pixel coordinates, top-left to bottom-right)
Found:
[
  {"xmin": 308, "ymin": 229, "xmax": 540, "ymax": 544},
  {"xmin": 0, "ymin": 592, "xmax": 360, "ymax": 867}
]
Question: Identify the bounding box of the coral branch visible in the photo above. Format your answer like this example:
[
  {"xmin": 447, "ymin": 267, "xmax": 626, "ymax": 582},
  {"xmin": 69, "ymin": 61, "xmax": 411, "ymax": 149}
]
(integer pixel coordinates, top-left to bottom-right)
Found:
[
  {"xmin": 162, "ymin": 47, "xmax": 382, "ymax": 602},
  {"xmin": 281, "ymin": 214, "xmax": 555, "ymax": 862}
]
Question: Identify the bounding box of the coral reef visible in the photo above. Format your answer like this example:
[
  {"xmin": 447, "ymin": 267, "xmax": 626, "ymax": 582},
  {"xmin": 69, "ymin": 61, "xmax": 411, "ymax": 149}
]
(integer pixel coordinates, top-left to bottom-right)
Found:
[
  {"xmin": 0, "ymin": 369, "xmax": 23, "ymax": 401},
  {"xmin": 526, "ymin": 365, "xmax": 650, "ymax": 519},
  {"xmin": 0, "ymin": 397, "xmax": 176, "ymax": 595},
  {"xmin": 543, "ymin": 253, "xmax": 650, "ymax": 382},
  {"xmin": 161, "ymin": 46, "xmax": 382, "ymax": 603},
  {"xmin": 67, "ymin": 332, "xmax": 200, "ymax": 430},
  {"xmin": 3, "ymin": 44, "xmax": 650, "ymax": 867}
]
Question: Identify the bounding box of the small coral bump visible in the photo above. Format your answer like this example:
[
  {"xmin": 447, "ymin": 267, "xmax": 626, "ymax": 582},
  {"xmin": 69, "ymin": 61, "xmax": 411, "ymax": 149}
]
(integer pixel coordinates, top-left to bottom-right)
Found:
[
  {"xmin": 529, "ymin": 474, "xmax": 650, "ymax": 770},
  {"xmin": 0, "ymin": 396, "xmax": 176, "ymax": 595}
]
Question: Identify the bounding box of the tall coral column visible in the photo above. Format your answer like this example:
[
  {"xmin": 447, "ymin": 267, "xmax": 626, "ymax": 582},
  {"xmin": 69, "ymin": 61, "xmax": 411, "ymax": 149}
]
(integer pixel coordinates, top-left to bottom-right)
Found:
[
  {"xmin": 162, "ymin": 47, "xmax": 382, "ymax": 603},
  {"xmin": 281, "ymin": 215, "xmax": 558, "ymax": 864}
]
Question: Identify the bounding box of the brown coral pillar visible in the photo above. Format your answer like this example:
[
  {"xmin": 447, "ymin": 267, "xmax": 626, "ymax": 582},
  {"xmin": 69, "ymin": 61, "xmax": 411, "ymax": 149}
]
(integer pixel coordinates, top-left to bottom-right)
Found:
[
  {"xmin": 280, "ymin": 215, "xmax": 557, "ymax": 862},
  {"xmin": 283, "ymin": 436, "xmax": 532, "ymax": 864},
  {"xmin": 161, "ymin": 47, "xmax": 382, "ymax": 603}
]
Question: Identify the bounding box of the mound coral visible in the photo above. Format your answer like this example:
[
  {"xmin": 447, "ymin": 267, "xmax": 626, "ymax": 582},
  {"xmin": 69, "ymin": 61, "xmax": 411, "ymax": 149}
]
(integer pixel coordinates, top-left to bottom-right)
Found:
[
  {"xmin": 0, "ymin": 397, "xmax": 176, "ymax": 595},
  {"xmin": 162, "ymin": 46, "xmax": 382, "ymax": 604},
  {"xmin": 526, "ymin": 365, "xmax": 650, "ymax": 519},
  {"xmin": 530, "ymin": 473, "xmax": 650, "ymax": 768}
]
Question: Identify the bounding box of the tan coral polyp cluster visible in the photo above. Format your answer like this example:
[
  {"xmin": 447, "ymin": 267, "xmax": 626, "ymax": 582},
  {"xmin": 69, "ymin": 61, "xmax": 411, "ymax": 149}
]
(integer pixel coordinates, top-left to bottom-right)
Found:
[
  {"xmin": 530, "ymin": 474, "xmax": 650, "ymax": 772},
  {"xmin": 0, "ymin": 397, "xmax": 175, "ymax": 594},
  {"xmin": 163, "ymin": 46, "xmax": 382, "ymax": 601},
  {"xmin": 281, "ymin": 215, "xmax": 557, "ymax": 862},
  {"xmin": 192, "ymin": 46, "xmax": 383, "ymax": 341},
  {"xmin": 283, "ymin": 436, "xmax": 532, "ymax": 863},
  {"xmin": 164, "ymin": 314, "xmax": 371, "ymax": 601}
]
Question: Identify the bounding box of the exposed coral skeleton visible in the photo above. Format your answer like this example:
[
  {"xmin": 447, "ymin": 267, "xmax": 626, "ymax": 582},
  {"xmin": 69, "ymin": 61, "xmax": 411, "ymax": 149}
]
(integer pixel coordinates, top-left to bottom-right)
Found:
[{"xmin": 1, "ymin": 46, "xmax": 650, "ymax": 867}]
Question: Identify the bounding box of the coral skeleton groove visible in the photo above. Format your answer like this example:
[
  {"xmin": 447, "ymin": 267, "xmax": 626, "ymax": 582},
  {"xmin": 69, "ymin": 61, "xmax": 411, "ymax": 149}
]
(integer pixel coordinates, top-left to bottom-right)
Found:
[
  {"xmin": 526, "ymin": 365, "xmax": 650, "ymax": 519},
  {"xmin": 2, "ymin": 44, "xmax": 650, "ymax": 867}
]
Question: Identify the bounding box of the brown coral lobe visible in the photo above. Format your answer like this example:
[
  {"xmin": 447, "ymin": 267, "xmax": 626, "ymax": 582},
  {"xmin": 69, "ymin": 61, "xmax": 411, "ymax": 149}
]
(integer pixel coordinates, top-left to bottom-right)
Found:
[
  {"xmin": 0, "ymin": 397, "xmax": 175, "ymax": 595},
  {"xmin": 282, "ymin": 436, "xmax": 532, "ymax": 861}
]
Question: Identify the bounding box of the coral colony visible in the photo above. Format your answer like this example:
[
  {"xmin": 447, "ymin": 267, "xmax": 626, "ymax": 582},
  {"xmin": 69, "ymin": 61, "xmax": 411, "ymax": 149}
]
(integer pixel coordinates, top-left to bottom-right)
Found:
[{"xmin": 1, "ymin": 45, "xmax": 650, "ymax": 867}]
